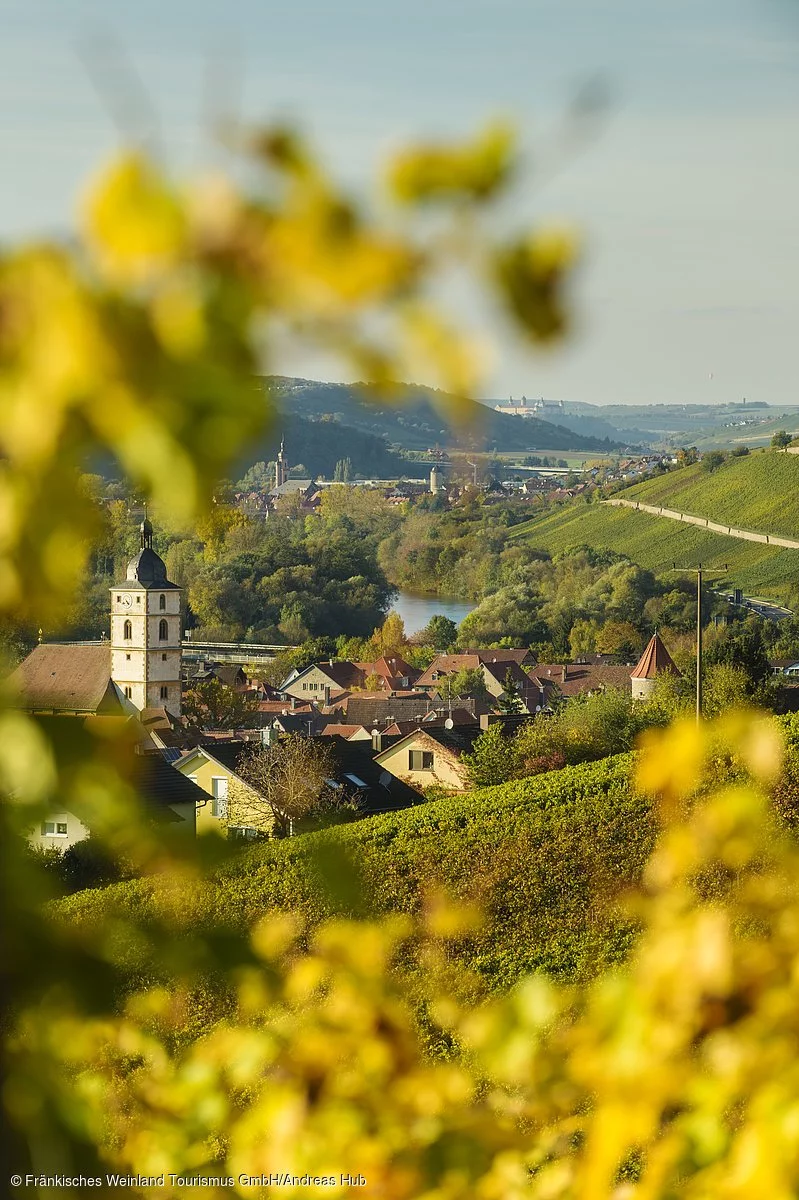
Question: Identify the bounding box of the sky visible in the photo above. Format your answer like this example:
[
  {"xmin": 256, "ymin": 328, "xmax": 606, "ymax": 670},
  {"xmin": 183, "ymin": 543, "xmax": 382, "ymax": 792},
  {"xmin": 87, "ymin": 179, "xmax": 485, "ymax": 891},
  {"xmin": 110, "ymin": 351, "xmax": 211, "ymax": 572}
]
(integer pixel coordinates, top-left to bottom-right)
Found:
[{"xmin": 2, "ymin": 0, "xmax": 799, "ymax": 406}]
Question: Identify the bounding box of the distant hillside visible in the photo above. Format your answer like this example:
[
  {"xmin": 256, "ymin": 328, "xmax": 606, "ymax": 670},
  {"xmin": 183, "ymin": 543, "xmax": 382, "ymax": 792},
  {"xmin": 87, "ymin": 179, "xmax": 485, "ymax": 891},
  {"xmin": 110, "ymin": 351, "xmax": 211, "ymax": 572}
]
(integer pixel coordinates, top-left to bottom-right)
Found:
[
  {"xmin": 264, "ymin": 377, "xmax": 631, "ymax": 454},
  {"xmin": 622, "ymin": 450, "xmax": 799, "ymax": 540},
  {"xmin": 231, "ymin": 411, "xmax": 424, "ymax": 481},
  {"xmin": 507, "ymin": 501, "xmax": 797, "ymax": 604}
]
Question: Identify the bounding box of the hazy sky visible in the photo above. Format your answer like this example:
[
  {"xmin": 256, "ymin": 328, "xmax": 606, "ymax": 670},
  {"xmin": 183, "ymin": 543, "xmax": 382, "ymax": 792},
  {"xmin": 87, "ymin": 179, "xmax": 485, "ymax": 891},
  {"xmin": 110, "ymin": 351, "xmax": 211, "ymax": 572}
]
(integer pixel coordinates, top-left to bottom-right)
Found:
[{"xmin": 2, "ymin": 0, "xmax": 799, "ymax": 405}]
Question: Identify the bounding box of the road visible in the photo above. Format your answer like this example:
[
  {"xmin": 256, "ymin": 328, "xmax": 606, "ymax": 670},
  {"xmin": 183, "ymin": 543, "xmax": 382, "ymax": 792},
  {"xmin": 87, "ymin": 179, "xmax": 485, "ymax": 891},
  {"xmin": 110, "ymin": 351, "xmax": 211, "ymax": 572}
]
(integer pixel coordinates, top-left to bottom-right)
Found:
[{"xmin": 717, "ymin": 593, "xmax": 794, "ymax": 623}]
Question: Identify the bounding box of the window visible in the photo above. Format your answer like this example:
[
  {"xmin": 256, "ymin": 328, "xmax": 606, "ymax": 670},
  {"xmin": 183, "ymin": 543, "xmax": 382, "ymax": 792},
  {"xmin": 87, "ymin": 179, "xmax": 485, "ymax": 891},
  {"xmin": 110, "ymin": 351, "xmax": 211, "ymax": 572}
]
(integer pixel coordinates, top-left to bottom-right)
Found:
[
  {"xmin": 161, "ymin": 652, "xmax": 167, "ymax": 661},
  {"xmin": 126, "ymin": 653, "xmax": 131, "ymax": 661},
  {"xmin": 159, "ymin": 618, "xmax": 168, "ymax": 640},
  {"xmin": 409, "ymin": 750, "xmax": 434, "ymax": 771},
  {"xmin": 136, "ymin": 595, "xmax": 141, "ymax": 603},
  {"xmin": 124, "ymin": 686, "xmax": 132, "ymax": 699},
  {"xmin": 123, "ymin": 619, "xmax": 132, "ymax": 640},
  {"xmin": 160, "ymin": 685, "xmax": 168, "ymax": 700},
  {"xmin": 116, "ymin": 595, "xmax": 121, "ymax": 602},
  {"xmin": 40, "ymin": 821, "xmax": 68, "ymax": 837},
  {"xmin": 211, "ymin": 776, "xmax": 228, "ymax": 819},
  {"xmin": 159, "ymin": 593, "xmax": 166, "ymax": 610}
]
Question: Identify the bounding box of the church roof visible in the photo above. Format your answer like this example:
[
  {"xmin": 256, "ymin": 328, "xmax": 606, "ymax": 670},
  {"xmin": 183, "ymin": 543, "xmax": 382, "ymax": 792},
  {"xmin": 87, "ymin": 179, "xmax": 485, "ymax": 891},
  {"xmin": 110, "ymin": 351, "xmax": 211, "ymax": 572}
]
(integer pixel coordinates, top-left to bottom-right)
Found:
[
  {"xmin": 630, "ymin": 633, "xmax": 681, "ymax": 680},
  {"xmin": 9, "ymin": 644, "xmax": 125, "ymax": 714},
  {"xmin": 270, "ymin": 478, "xmax": 315, "ymax": 497},
  {"xmin": 120, "ymin": 519, "xmax": 180, "ymax": 590},
  {"xmin": 124, "ymin": 548, "xmax": 180, "ymax": 590}
]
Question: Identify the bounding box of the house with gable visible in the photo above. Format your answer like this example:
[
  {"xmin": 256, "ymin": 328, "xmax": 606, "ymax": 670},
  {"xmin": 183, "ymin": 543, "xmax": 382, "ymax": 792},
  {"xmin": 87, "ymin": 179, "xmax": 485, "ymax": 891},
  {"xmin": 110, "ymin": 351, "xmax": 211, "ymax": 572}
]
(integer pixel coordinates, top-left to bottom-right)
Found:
[
  {"xmin": 175, "ymin": 734, "xmax": 421, "ymax": 838},
  {"xmin": 415, "ymin": 649, "xmax": 542, "ymax": 713},
  {"xmin": 374, "ymin": 724, "xmax": 484, "ymax": 792}
]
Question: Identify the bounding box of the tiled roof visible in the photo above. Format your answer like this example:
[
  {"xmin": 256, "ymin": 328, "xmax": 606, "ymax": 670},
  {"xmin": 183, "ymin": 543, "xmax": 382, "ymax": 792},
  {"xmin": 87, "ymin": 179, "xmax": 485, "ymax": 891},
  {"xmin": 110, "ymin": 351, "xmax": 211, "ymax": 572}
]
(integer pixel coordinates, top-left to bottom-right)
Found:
[
  {"xmin": 319, "ymin": 724, "xmax": 368, "ymax": 738},
  {"xmin": 334, "ymin": 694, "xmax": 441, "ymax": 727},
  {"xmin": 133, "ymin": 754, "xmax": 208, "ymax": 811},
  {"xmin": 630, "ymin": 634, "xmax": 682, "ymax": 680},
  {"xmin": 9, "ymin": 644, "xmax": 124, "ymax": 714},
  {"xmin": 534, "ymin": 664, "xmax": 634, "ymax": 698},
  {"xmin": 416, "ymin": 648, "xmax": 533, "ymax": 687}
]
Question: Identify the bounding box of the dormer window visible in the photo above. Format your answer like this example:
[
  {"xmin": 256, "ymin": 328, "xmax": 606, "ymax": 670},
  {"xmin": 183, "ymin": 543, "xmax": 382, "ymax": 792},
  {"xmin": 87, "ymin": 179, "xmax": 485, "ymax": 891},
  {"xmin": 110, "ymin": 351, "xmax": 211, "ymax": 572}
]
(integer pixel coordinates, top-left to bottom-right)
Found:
[
  {"xmin": 159, "ymin": 594, "xmax": 166, "ymax": 610},
  {"xmin": 159, "ymin": 618, "xmax": 168, "ymax": 641},
  {"xmin": 123, "ymin": 619, "xmax": 132, "ymax": 640}
]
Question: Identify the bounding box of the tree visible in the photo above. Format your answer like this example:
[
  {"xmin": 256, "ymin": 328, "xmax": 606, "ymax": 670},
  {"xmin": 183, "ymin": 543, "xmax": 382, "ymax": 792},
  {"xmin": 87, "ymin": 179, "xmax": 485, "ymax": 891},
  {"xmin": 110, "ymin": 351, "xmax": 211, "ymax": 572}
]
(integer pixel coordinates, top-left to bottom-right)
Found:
[
  {"xmin": 418, "ymin": 614, "xmax": 458, "ymax": 651},
  {"xmin": 498, "ymin": 666, "xmax": 524, "ymax": 713},
  {"xmin": 234, "ymin": 734, "xmax": 354, "ymax": 837},
  {"xmin": 437, "ymin": 666, "xmax": 490, "ymax": 705},
  {"xmin": 236, "ymin": 461, "xmax": 273, "ymax": 492},
  {"xmin": 702, "ymin": 662, "xmax": 751, "ymax": 718},
  {"xmin": 182, "ymin": 678, "xmax": 261, "ymax": 730},
  {"xmin": 772, "ymin": 430, "xmax": 792, "ymax": 449},
  {"xmin": 333, "ymin": 457, "xmax": 353, "ymax": 482},
  {"xmin": 372, "ymin": 611, "xmax": 407, "ymax": 656},
  {"xmin": 461, "ymin": 722, "xmax": 518, "ymax": 787},
  {"xmin": 701, "ymin": 450, "xmax": 725, "ymax": 472}
]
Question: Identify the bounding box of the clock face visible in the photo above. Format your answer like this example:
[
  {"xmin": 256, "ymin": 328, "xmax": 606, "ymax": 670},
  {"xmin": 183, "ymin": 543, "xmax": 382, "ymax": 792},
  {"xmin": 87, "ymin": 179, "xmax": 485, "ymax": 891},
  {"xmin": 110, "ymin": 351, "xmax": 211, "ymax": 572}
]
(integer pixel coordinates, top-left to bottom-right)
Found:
[{"xmin": 120, "ymin": 594, "xmax": 132, "ymax": 609}]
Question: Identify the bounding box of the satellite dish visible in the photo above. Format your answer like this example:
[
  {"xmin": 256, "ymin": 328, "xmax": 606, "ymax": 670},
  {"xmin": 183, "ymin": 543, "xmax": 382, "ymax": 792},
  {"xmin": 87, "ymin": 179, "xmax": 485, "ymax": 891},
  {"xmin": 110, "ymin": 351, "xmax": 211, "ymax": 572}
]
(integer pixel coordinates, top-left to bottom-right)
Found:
[{"xmin": 445, "ymin": 718, "xmax": 454, "ymax": 729}]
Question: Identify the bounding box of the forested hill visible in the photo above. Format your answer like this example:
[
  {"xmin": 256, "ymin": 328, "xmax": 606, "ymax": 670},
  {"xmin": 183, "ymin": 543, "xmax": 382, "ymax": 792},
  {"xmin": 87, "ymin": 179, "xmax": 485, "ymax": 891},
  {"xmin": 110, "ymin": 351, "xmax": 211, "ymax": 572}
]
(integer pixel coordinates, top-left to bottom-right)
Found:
[
  {"xmin": 231, "ymin": 411, "xmax": 422, "ymax": 480},
  {"xmin": 264, "ymin": 376, "xmax": 632, "ymax": 453}
]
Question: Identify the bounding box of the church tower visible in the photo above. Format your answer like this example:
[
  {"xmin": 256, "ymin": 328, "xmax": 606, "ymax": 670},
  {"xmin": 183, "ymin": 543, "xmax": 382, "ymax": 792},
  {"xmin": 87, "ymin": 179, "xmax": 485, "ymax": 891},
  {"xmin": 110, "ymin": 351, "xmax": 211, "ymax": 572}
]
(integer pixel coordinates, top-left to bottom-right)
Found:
[
  {"xmin": 275, "ymin": 436, "xmax": 289, "ymax": 489},
  {"xmin": 110, "ymin": 519, "xmax": 183, "ymax": 716}
]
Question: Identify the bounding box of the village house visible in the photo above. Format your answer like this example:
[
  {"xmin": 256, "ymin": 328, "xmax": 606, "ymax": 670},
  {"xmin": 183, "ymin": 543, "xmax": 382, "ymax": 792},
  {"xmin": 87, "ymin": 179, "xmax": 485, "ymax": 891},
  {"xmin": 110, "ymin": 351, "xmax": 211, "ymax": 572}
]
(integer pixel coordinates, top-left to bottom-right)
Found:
[
  {"xmin": 26, "ymin": 713, "xmax": 203, "ymax": 851},
  {"xmin": 532, "ymin": 662, "xmax": 634, "ymax": 701},
  {"xmin": 415, "ymin": 649, "xmax": 542, "ymax": 712},
  {"xmin": 373, "ymin": 724, "xmax": 483, "ymax": 792},
  {"xmin": 281, "ymin": 655, "xmax": 420, "ymax": 702},
  {"xmin": 175, "ymin": 734, "xmax": 421, "ymax": 837}
]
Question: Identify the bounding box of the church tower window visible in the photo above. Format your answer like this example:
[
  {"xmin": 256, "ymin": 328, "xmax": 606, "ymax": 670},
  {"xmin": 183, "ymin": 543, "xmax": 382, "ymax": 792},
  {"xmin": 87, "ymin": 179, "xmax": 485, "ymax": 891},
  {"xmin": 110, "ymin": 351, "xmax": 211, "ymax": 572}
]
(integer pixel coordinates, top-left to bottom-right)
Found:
[
  {"xmin": 159, "ymin": 594, "xmax": 166, "ymax": 610},
  {"xmin": 159, "ymin": 618, "xmax": 168, "ymax": 641},
  {"xmin": 123, "ymin": 619, "xmax": 132, "ymax": 640}
]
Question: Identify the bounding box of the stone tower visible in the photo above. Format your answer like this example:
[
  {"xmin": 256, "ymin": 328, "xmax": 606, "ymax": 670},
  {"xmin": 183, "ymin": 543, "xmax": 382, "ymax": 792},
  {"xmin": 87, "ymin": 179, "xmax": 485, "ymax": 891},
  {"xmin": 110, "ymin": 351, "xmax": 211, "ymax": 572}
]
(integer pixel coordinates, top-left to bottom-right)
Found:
[
  {"xmin": 110, "ymin": 519, "xmax": 182, "ymax": 716},
  {"xmin": 430, "ymin": 465, "xmax": 440, "ymax": 494},
  {"xmin": 275, "ymin": 436, "xmax": 289, "ymax": 489},
  {"xmin": 630, "ymin": 632, "xmax": 681, "ymax": 701}
]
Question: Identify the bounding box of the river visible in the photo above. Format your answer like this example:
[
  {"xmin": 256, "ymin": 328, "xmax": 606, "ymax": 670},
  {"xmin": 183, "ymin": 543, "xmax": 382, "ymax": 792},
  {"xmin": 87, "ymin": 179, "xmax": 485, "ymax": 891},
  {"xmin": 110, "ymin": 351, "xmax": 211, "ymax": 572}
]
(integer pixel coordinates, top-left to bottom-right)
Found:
[{"xmin": 391, "ymin": 590, "xmax": 476, "ymax": 635}]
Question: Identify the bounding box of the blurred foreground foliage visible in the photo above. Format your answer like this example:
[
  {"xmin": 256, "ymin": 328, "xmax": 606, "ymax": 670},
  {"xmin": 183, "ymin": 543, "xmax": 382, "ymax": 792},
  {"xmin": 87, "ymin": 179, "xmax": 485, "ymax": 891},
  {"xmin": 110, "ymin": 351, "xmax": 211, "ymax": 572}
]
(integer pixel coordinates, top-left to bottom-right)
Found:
[
  {"xmin": 2, "ymin": 123, "xmax": 798, "ymax": 1198},
  {"xmin": 8, "ymin": 713, "xmax": 799, "ymax": 1198}
]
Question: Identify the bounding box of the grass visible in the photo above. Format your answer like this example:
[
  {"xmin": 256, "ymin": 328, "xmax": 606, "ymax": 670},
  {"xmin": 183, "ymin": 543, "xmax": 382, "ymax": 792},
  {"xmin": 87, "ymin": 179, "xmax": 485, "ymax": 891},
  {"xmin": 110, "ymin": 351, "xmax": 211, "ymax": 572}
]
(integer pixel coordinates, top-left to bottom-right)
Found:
[
  {"xmin": 621, "ymin": 451, "xmax": 799, "ymax": 540},
  {"xmin": 508, "ymin": 500, "xmax": 799, "ymax": 604},
  {"xmin": 54, "ymin": 754, "xmax": 651, "ymax": 1004}
]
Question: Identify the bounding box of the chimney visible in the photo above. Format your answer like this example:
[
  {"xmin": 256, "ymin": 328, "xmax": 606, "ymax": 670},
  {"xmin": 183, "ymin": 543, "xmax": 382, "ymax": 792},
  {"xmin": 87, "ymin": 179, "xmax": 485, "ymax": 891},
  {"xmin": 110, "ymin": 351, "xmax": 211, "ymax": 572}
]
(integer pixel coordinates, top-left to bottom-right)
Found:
[
  {"xmin": 290, "ymin": 695, "xmax": 297, "ymax": 710},
  {"xmin": 561, "ymin": 665, "xmax": 568, "ymax": 683},
  {"xmin": 323, "ymin": 685, "xmax": 331, "ymax": 706},
  {"xmin": 479, "ymin": 713, "xmax": 492, "ymax": 731},
  {"xmin": 371, "ymin": 729, "xmax": 383, "ymax": 753}
]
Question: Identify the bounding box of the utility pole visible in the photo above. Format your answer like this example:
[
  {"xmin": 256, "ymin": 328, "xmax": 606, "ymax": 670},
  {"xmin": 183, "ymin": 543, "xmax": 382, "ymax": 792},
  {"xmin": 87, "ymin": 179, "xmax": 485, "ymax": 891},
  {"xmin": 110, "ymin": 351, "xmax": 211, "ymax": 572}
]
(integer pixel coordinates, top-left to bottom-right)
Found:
[{"xmin": 672, "ymin": 563, "xmax": 728, "ymax": 723}]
